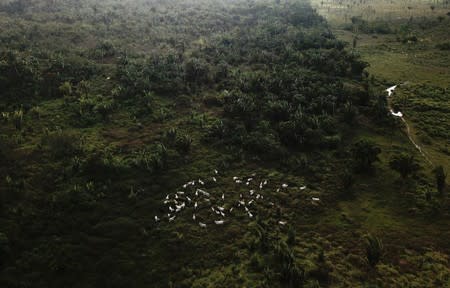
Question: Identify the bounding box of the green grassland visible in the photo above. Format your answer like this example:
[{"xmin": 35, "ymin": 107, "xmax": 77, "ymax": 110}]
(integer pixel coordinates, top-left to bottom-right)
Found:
[
  {"xmin": 312, "ymin": 0, "xmax": 450, "ymax": 170},
  {"xmin": 1, "ymin": 0, "xmax": 449, "ymax": 287}
]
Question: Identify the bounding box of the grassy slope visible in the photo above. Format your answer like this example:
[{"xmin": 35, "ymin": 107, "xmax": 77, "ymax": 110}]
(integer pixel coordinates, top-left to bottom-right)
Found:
[{"xmin": 310, "ymin": 1, "xmax": 450, "ymax": 286}]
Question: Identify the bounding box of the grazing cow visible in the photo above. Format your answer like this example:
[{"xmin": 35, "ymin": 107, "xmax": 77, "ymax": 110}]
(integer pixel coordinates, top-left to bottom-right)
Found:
[{"xmin": 386, "ymin": 85, "xmax": 397, "ymax": 97}]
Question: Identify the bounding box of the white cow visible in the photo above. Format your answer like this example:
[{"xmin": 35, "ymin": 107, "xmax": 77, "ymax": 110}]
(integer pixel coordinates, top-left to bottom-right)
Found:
[{"xmin": 386, "ymin": 85, "xmax": 397, "ymax": 97}]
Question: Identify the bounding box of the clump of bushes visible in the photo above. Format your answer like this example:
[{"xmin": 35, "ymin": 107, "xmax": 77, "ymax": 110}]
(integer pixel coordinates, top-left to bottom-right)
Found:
[
  {"xmin": 274, "ymin": 240, "xmax": 305, "ymax": 287},
  {"xmin": 389, "ymin": 153, "xmax": 421, "ymax": 180},
  {"xmin": 351, "ymin": 139, "xmax": 381, "ymax": 172},
  {"xmin": 131, "ymin": 143, "xmax": 168, "ymax": 173},
  {"xmin": 433, "ymin": 166, "xmax": 446, "ymax": 195},
  {"xmin": 12, "ymin": 109, "xmax": 23, "ymax": 130},
  {"xmin": 0, "ymin": 110, "xmax": 24, "ymax": 130},
  {"xmin": 175, "ymin": 134, "xmax": 193, "ymax": 154},
  {"xmin": 344, "ymin": 17, "xmax": 393, "ymax": 34},
  {"xmin": 436, "ymin": 42, "xmax": 450, "ymax": 50},
  {"xmin": 41, "ymin": 129, "xmax": 80, "ymax": 159}
]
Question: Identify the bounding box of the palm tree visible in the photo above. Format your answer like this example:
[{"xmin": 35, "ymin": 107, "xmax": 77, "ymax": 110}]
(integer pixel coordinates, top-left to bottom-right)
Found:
[
  {"xmin": 365, "ymin": 234, "xmax": 383, "ymax": 268},
  {"xmin": 12, "ymin": 109, "xmax": 23, "ymax": 130},
  {"xmin": 351, "ymin": 139, "xmax": 381, "ymax": 172},
  {"xmin": 389, "ymin": 153, "xmax": 421, "ymax": 179}
]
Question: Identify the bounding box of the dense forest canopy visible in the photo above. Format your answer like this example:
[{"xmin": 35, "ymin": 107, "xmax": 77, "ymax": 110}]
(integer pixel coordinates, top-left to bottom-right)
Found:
[{"xmin": 0, "ymin": 0, "xmax": 449, "ymax": 287}]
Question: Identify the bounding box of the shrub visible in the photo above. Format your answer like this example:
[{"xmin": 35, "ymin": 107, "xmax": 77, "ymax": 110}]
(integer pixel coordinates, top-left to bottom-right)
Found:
[
  {"xmin": 351, "ymin": 140, "xmax": 381, "ymax": 172},
  {"xmin": 342, "ymin": 101, "xmax": 358, "ymax": 124},
  {"xmin": 59, "ymin": 81, "xmax": 73, "ymax": 97},
  {"xmin": 12, "ymin": 109, "xmax": 23, "ymax": 130},
  {"xmin": 131, "ymin": 143, "xmax": 168, "ymax": 173},
  {"xmin": 0, "ymin": 232, "xmax": 10, "ymax": 267},
  {"xmin": 433, "ymin": 166, "xmax": 446, "ymax": 195},
  {"xmin": 274, "ymin": 240, "xmax": 304, "ymax": 287},
  {"xmin": 389, "ymin": 153, "xmax": 421, "ymax": 179},
  {"xmin": 249, "ymin": 253, "xmax": 264, "ymax": 270},
  {"xmin": 365, "ymin": 234, "xmax": 383, "ymax": 267},
  {"xmin": 41, "ymin": 129, "xmax": 79, "ymax": 159},
  {"xmin": 29, "ymin": 106, "xmax": 42, "ymax": 119},
  {"xmin": 175, "ymin": 134, "xmax": 193, "ymax": 154},
  {"xmin": 184, "ymin": 57, "xmax": 211, "ymax": 85},
  {"xmin": 287, "ymin": 226, "xmax": 296, "ymax": 246},
  {"xmin": 1, "ymin": 112, "xmax": 9, "ymax": 123},
  {"xmin": 92, "ymin": 41, "xmax": 117, "ymax": 60},
  {"xmin": 340, "ymin": 169, "xmax": 355, "ymax": 191},
  {"xmin": 164, "ymin": 127, "xmax": 178, "ymax": 144},
  {"xmin": 436, "ymin": 42, "xmax": 450, "ymax": 51}
]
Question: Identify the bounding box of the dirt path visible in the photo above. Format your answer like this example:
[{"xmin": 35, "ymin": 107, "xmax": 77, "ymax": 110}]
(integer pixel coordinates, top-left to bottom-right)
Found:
[
  {"xmin": 386, "ymin": 86, "xmax": 434, "ymax": 166},
  {"xmin": 399, "ymin": 117, "xmax": 433, "ymax": 165}
]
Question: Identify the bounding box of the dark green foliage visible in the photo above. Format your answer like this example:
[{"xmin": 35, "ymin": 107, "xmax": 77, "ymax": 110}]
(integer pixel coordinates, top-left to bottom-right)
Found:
[
  {"xmin": 249, "ymin": 221, "xmax": 270, "ymax": 252},
  {"xmin": 287, "ymin": 226, "xmax": 296, "ymax": 246},
  {"xmin": 0, "ymin": 232, "xmax": 9, "ymax": 267},
  {"xmin": 346, "ymin": 17, "xmax": 393, "ymax": 34},
  {"xmin": 433, "ymin": 166, "xmax": 447, "ymax": 195},
  {"xmin": 365, "ymin": 234, "xmax": 383, "ymax": 267},
  {"xmin": 184, "ymin": 57, "xmax": 211, "ymax": 85},
  {"xmin": 342, "ymin": 101, "xmax": 358, "ymax": 124},
  {"xmin": 117, "ymin": 53, "xmax": 185, "ymax": 97},
  {"xmin": 389, "ymin": 153, "xmax": 421, "ymax": 179},
  {"xmin": 351, "ymin": 139, "xmax": 381, "ymax": 172},
  {"xmin": 309, "ymin": 250, "xmax": 332, "ymax": 285},
  {"xmin": 11, "ymin": 109, "xmax": 23, "ymax": 130},
  {"xmin": 340, "ymin": 169, "xmax": 355, "ymax": 191},
  {"xmin": 274, "ymin": 240, "xmax": 304, "ymax": 287},
  {"xmin": 305, "ymin": 280, "xmax": 321, "ymax": 288},
  {"xmin": 131, "ymin": 143, "xmax": 168, "ymax": 173},
  {"xmin": 372, "ymin": 92, "xmax": 389, "ymax": 122},
  {"xmin": 41, "ymin": 129, "xmax": 80, "ymax": 159},
  {"xmin": 436, "ymin": 42, "xmax": 450, "ymax": 50},
  {"xmin": 175, "ymin": 134, "xmax": 193, "ymax": 155},
  {"xmin": 0, "ymin": 51, "xmax": 39, "ymax": 100},
  {"xmin": 92, "ymin": 41, "xmax": 117, "ymax": 60},
  {"xmin": 1, "ymin": 0, "xmax": 447, "ymax": 287}
]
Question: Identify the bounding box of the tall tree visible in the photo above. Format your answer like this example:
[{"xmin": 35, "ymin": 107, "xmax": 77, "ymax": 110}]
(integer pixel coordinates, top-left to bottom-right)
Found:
[
  {"xmin": 389, "ymin": 153, "xmax": 421, "ymax": 179},
  {"xmin": 351, "ymin": 139, "xmax": 381, "ymax": 172}
]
